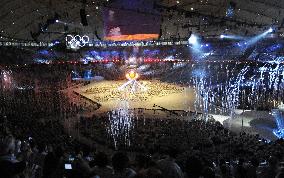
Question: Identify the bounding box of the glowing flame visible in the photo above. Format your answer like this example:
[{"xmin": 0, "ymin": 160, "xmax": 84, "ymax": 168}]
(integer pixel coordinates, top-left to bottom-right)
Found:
[{"xmin": 126, "ymin": 70, "xmax": 139, "ymax": 80}]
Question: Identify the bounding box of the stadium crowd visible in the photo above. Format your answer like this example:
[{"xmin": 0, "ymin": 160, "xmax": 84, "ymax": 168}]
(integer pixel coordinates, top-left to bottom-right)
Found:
[
  {"xmin": 2, "ymin": 115, "xmax": 284, "ymax": 178},
  {"xmin": 1, "ymin": 64, "xmax": 284, "ymax": 178}
]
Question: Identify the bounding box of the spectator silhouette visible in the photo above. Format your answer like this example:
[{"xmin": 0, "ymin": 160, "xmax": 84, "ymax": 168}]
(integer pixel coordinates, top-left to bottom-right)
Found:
[{"xmin": 111, "ymin": 152, "xmax": 136, "ymax": 178}]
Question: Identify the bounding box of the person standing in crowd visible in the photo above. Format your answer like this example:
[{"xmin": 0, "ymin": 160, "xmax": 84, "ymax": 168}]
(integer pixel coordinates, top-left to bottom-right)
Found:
[
  {"xmin": 245, "ymin": 157, "xmax": 259, "ymax": 178},
  {"xmin": 89, "ymin": 152, "xmax": 113, "ymax": 178},
  {"xmin": 0, "ymin": 135, "xmax": 26, "ymax": 178},
  {"xmin": 134, "ymin": 159, "xmax": 163, "ymax": 178},
  {"xmin": 42, "ymin": 146, "xmax": 64, "ymax": 178},
  {"xmin": 111, "ymin": 152, "xmax": 136, "ymax": 178},
  {"xmin": 157, "ymin": 148, "xmax": 184, "ymax": 178},
  {"xmin": 258, "ymin": 156, "xmax": 278, "ymax": 178},
  {"xmin": 185, "ymin": 156, "xmax": 203, "ymax": 178},
  {"xmin": 30, "ymin": 143, "xmax": 47, "ymax": 178},
  {"xmin": 234, "ymin": 158, "xmax": 247, "ymax": 178}
]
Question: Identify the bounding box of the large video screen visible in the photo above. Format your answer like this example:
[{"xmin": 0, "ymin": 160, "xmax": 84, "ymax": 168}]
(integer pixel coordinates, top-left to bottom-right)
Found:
[{"xmin": 103, "ymin": 0, "xmax": 161, "ymax": 41}]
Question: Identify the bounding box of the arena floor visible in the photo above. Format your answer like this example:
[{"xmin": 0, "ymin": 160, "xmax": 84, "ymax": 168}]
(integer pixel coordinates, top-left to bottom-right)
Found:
[
  {"xmin": 73, "ymin": 80, "xmax": 281, "ymax": 141},
  {"xmin": 74, "ymin": 80, "xmax": 196, "ymax": 114}
]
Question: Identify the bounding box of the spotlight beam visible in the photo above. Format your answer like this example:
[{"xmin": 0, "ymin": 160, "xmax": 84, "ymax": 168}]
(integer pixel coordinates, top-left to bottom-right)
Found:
[
  {"xmin": 245, "ymin": 28, "xmax": 274, "ymax": 46},
  {"xmin": 136, "ymin": 81, "xmax": 147, "ymax": 91},
  {"xmin": 118, "ymin": 80, "xmax": 132, "ymax": 91},
  {"xmin": 131, "ymin": 81, "xmax": 136, "ymax": 92},
  {"xmin": 220, "ymin": 34, "xmax": 244, "ymax": 40}
]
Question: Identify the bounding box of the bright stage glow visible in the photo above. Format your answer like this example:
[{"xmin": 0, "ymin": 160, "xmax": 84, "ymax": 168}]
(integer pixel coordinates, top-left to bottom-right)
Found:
[
  {"xmin": 126, "ymin": 70, "xmax": 139, "ymax": 80},
  {"xmin": 118, "ymin": 70, "xmax": 147, "ymax": 93},
  {"xmin": 188, "ymin": 34, "xmax": 198, "ymax": 45},
  {"xmin": 272, "ymin": 110, "xmax": 284, "ymax": 139},
  {"xmin": 273, "ymin": 128, "xmax": 284, "ymax": 139},
  {"xmin": 220, "ymin": 34, "xmax": 244, "ymax": 40},
  {"xmin": 188, "ymin": 34, "xmax": 211, "ymax": 60}
]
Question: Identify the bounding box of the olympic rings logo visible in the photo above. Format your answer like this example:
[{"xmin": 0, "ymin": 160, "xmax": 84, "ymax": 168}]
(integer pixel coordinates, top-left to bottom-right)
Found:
[{"xmin": 66, "ymin": 35, "xmax": 90, "ymax": 49}]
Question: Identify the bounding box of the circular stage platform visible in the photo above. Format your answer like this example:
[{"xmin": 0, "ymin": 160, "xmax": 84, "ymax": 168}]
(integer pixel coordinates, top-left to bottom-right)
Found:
[{"xmin": 74, "ymin": 80, "xmax": 196, "ymax": 114}]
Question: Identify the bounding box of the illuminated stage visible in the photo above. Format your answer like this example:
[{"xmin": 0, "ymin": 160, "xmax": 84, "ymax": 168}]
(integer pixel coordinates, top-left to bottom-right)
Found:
[{"xmin": 74, "ymin": 80, "xmax": 195, "ymax": 114}]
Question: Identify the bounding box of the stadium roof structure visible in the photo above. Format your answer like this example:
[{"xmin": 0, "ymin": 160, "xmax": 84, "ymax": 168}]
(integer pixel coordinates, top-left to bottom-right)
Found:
[{"xmin": 0, "ymin": 0, "xmax": 283, "ymax": 42}]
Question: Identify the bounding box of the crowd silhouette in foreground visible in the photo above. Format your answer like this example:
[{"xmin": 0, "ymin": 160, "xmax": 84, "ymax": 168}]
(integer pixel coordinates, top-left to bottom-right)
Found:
[{"xmin": 1, "ymin": 132, "xmax": 284, "ymax": 178}]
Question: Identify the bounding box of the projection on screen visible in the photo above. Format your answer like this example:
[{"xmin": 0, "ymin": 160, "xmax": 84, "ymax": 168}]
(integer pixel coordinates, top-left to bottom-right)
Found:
[{"xmin": 103, "ymin": 0, "xmax": 161, "ymax": 41}]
